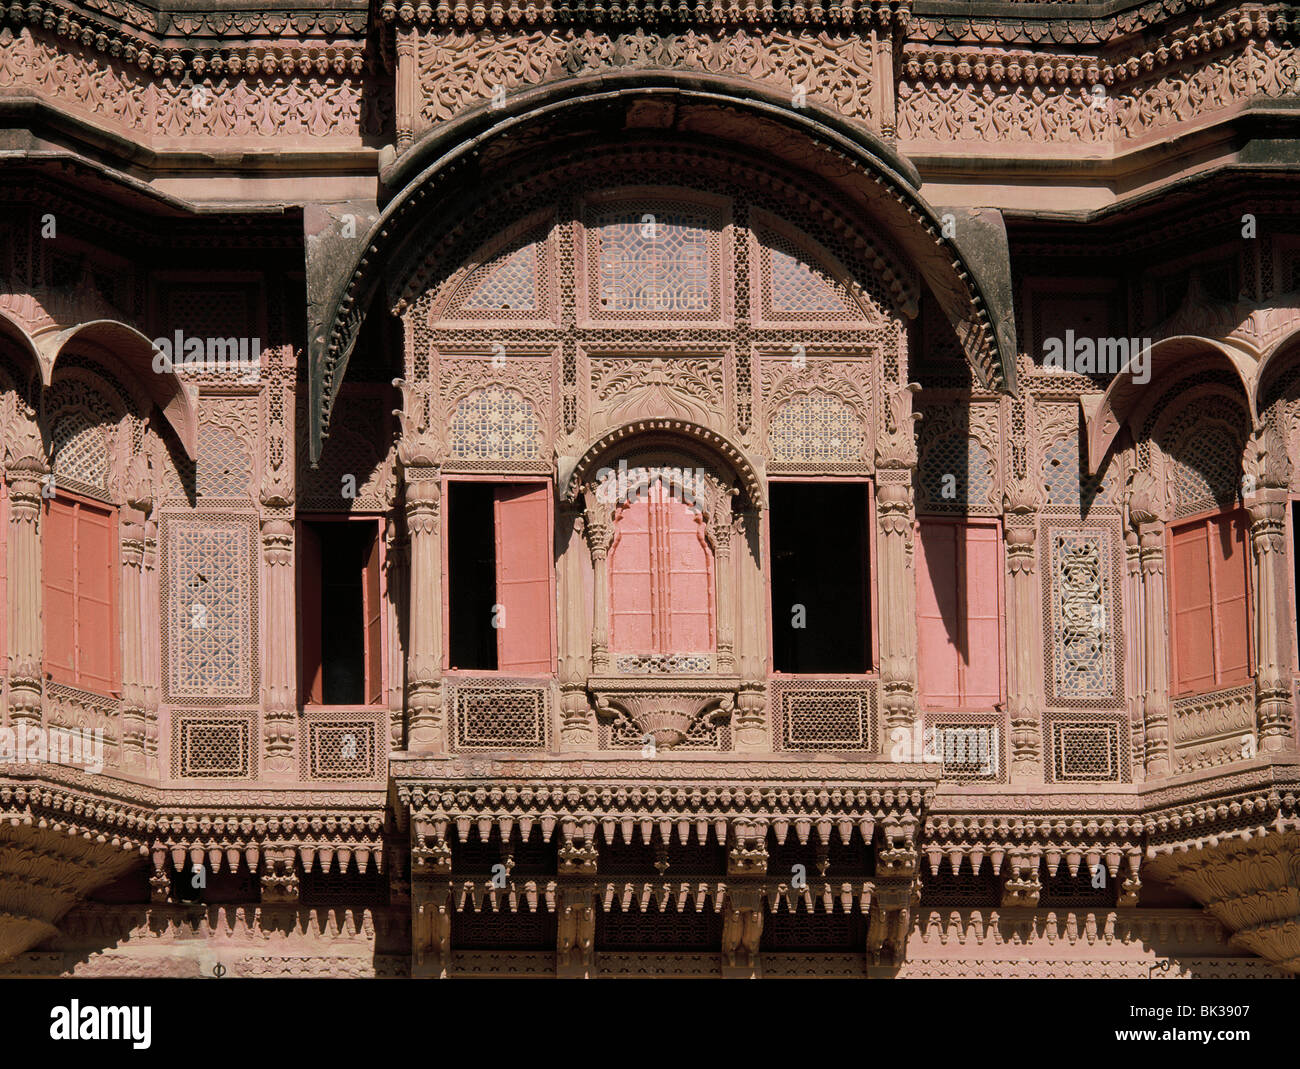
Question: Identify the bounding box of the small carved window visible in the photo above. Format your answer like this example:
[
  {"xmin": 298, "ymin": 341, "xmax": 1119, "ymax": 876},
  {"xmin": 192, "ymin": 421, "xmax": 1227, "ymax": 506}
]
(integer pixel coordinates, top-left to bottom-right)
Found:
[{"xmin": 593, "ymin": 210, "xmax": 711, "ymax": 314}]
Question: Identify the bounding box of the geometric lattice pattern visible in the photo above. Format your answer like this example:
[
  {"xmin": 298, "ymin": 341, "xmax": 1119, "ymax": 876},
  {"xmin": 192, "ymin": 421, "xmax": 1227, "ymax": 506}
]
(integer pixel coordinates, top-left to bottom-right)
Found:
[
  {"xmin": 770, "ymin": 678, "xmax": 877, "ymax": 751},
  {"xmin": 196, "ymin": 423, "xmax": 253, "ymax": 498},
  {"xmin": 450, "ymin": 680, "xmax": 550, "ymax": 750},
  {"xmin": 50, "ymin": 409, "xmax": 109, "ymax": 491},
  {"xmin": 595, "ymin": 212, "xmax": 710, "ymax": 312},
  {"xmin": 768, "ymin": 392, "xmax": 863, "ymax": 464},
  {"xmin": 928, "ymin": 719, "xmax": 1002, "ymax": 781},
  {"xmin": 302, "ymin": 711, "xmax": 382, "ymax": 780},
  {"xmin": 162, "ymin": 516, "xmax": 258, "ymax": 702},
  {"xmin": 1170, "ymin": 424, "xmax": 1242, "ymax": 515},
  {"xmin": 448, "ymin": 385, "xmax": 542, "ymax": 461},
  {"xmin": 1049, "ymin": 532, "xmax": 1113, "ymax": 699},
  {"xmin": 770, "ymin": 246, "xmax": 852, "ymax": 315},
  {"xmin": 919, "ymin": 431, "xmax": 996, "ymax": 512},
  {"xmin": 171, "ymin": 713, "xmax": 255, "ymax": 778},
  {"xmin": 462, "ymin": 244, "xmax": 538, "ymax": 311},
  {"xmin": 1048, "ymin": 717, "xmax": 1122, "ymax": 782},
  {"xmin": 1042, "ymin": 435, "xmax": 1083, "ymax": 509}
]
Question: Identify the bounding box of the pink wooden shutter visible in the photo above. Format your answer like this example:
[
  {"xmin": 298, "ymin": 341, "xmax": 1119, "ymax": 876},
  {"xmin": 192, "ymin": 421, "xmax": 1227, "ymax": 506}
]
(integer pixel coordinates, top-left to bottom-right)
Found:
[
  {"xmin": 299, "ymin": 523, "xmax": 324, "ymax": 704},
  {"xmin": 961, "ymin": 522, "xmax": 1004, "ymax": 706},
  {"xmin": 494, "ymin": 484, "xmax": 553, "ymax": 673},
  {"xmin": 916, "ymin": 521, "xmax": 961, "ymax": 707},
  {"xmin": 1170, "ymin": 521, "xmax": 1216, "ymax": 694},
  {"xmin": 75, "ymin": 499, "xmax": 117, "ymax": 693},
  {"xmin": 43, "ymin": 497, "xmax": 78, "ymax": 686},
  {"xmin": 610, "ymin": 497, "xmax": 654, "ymax": 652},
  {"xmin": 364, "ymin": 524, "xmax": 384, "ymax": 704},
  {"xmin": 1210, "ymin": 511, "xmax": 1251, "ymax": 686},
  {"xmin": 661, "ymin": 489, "xmax": 715, "ymax": 653}
]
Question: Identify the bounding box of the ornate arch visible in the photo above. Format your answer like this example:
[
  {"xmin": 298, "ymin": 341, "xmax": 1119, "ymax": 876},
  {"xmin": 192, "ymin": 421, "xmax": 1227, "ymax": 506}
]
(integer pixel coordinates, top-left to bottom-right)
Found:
[
  {"xmin": 312, "ymin": 77, "xmax": 1017, "ymax": 460},
  {"xmin": 564, "ymin": 420, "xmax": 764, "ymax": 510}
]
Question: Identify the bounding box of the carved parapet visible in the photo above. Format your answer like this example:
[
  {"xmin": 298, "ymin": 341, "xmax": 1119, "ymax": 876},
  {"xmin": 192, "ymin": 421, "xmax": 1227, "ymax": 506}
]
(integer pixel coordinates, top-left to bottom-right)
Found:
[{"xmin": 589, "ymin": 677, "xmax": 739, "ymax": 750}]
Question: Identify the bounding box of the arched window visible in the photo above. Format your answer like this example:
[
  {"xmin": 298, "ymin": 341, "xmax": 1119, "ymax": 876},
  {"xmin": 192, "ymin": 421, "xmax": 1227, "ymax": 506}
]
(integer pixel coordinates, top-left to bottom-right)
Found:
[{"xmin": 609, "ymin": 481, "xmax": 715, "ymax": 656}]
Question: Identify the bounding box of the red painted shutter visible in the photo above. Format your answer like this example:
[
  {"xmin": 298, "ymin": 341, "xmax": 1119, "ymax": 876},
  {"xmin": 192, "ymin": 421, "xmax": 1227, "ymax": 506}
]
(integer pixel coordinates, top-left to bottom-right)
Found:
[
  {"xmin": 661, "ymin": 488, "xmax": 714, "ymax": 653},
  {"xmin": 494, "ymin": 484, "xmax": 552, "ymax": 673},
  {"xmin": 610, "ymin": 497, "xmax": 654, "ymax": 652},
  {"xmin": 75, "ymin": 500, "xmax": 117, "ymax": 693},
  {"xmin": 962, "ymin": 523, "xmax": 1003, "ymax": 706},
  {"xmin": 916, "ymin": 521, "xmax": 961, "ymax": 707},
  {"xmin": 1210, "ymin": 510, "xmax": 1251, "ymax": 686},
  {"xmin": 299, "ymin": 523, "xmax": 323, "ymax": 704},
  {"xmin": 1170, "ymin": 521, "xmax": 1217, "ymax": 694},
  {"xmin": 43, "ymin": 497, "xmax": 78, "ymax": 685},
  {"xmin": 363, "ymin": 524, "xmax": 384, "ymax": 704}
]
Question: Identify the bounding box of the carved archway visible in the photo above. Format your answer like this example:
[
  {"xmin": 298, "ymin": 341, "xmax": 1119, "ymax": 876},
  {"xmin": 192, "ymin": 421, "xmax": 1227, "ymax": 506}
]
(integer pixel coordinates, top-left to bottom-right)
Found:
[{"xmin": 312, "ymin": 76, "xmax": 1017, "ymax": 460}]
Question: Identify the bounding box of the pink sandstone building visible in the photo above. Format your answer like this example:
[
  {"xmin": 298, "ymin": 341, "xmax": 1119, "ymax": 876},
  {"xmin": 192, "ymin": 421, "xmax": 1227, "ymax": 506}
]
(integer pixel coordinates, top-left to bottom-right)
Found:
[{"xmin": 0, "ymin": 0, "xmax": 1297, "ymax": 979}]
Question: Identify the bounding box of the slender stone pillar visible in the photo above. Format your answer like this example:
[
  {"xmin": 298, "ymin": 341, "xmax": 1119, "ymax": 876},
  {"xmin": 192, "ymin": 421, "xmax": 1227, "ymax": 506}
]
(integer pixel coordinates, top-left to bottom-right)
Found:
[
  {"xmin": 1123, "ymin": 524, "xmax": 1147, "ymax": 781},
  {"xmin": 711, "ymin": 491, "xmax": 737, "ymax": 675},
  {"xmin": 262, "ymin": 518, "xmax": 297, "ymax": 775},
  {"xmin": 5, "ymin": 431, "xmax": 45, "ymax": 731},
  {"xmin": 118, "ymin": 512, "xmax": 147, "ymax": 768},
  {"xmin": 875, "ymin": 382, "xmax": 922, "ymax": 735},
  {"xmin": 1248, "ymin": 490, "xmax": 1295, "ymax": 752},
  {"xmin": 385, "ymin": 526, "xmax": 409, "ymax": 752},
  {"xmin": 142, "ymin": 514, "xmax": 160, "ymax": 767},
  {"xmin": 404, "ymin": 470, "xmax": 443, "ymax": 752},
  {"xmin": 733, "ymin": 508, "xmax": 768, "ymax": 751},
  {"xmin": 1130, "ymin": 474, "xmax": 1171, "ymax": 777},
  {"xmin": 394, "ymin": 27, "xmax": 418, "ymax": 153},
  {"xmin": 1002, "ymin": 501, "xmax": 1044, "ymax": 781},
  {"xmin": 582, "ymin": 494, "xmax": 612, "ymax": 673},
  {"xmin": 557, "ymin": 505, "xmax": 594, "ymax": 748}
]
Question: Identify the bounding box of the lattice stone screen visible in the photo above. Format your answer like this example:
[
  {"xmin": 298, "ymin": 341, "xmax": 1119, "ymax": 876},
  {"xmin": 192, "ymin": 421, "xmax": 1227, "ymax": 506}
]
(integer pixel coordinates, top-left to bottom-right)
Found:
[
  {"xmin": 161, "ymin": 515, "xmax": 259, "ymax": 703},
  {"xmin": 171, "ymin": 712, "xmax": 256, "ymax": 779},
  {"xmin": 301, "ymin": 710, "xmax": 384, "ymax": 781},
  {"xmin": 449, "ymin": 679, "xmax": 551, "ymax": 751},
  {"xmin": 769, "ymin": 678, "xmax": 878, "ymax": 751},
  {"xmin": 768, "ymin": 392, "xmax": 863, "ymax": 465},
  {"xmin": 1045, "ymin": 713, "xmax": 1128, "ymax": 782},
  {"xmin": 1043, "ymin": 523, "xmax": 1124, "ymax": 707},
  {"xmin": 926, "ymin": 716, "xmax": 1003, "ymax": 781}
]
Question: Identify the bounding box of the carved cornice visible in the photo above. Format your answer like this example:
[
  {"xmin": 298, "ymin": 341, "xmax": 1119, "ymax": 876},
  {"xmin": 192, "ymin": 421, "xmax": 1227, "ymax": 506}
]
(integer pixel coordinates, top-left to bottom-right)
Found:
[{"xmin": 379, "ymin": 0, "xmax": 912, "ymax": 29}]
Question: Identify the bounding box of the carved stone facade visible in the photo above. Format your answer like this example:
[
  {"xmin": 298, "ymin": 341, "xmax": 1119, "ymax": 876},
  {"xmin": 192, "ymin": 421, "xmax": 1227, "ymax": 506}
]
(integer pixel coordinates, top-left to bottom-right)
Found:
[{"xmin": 0, "ymin": 0, "xmax": 1298, "ymax": 980}]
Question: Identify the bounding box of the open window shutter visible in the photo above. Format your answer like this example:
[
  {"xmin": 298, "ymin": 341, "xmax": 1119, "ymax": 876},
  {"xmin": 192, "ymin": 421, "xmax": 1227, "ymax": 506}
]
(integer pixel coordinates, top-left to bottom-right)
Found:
[
  {"xmin": 661, "ymin": 489, "xmax": 715, "ymax": 653},
  {"xmin": 494, "ymin": 484, "xmax": 552, "ymax": 673},
  {"xmin": 916, "ymin": 521, "xmax": 961, "ymax": 708},
  {"xmin": 961, "ymin": 523, "xmax": 1003, "ymax": 707},
  {"xmin": 363, "ymin": 525, "xmax": 384, "ymax": 704},
  {"xmin": 299, "ymin": 523, "xmax": 324, "ymax": 704},
  {"xmin": 43, "ymin": 497, "xmax": 78, "ymax": 686},
  {"xmin": 609, "ymin": 497, "xmax": 654, "ymax": 653},
  {"xmin": 1210, "ymin": 511, "xmax": 1251, "ymax": 685},
  {"xmin": 1170, "ymin": 521, "xmax": 1216, "ymax": 694},
  {"xmin": 75, "ymin": 500, "xmax": 118, "ymax": 693}
]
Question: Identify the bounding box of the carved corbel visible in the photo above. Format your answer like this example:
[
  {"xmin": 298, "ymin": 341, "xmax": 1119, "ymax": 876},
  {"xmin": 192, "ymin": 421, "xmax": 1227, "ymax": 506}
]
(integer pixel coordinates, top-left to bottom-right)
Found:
[
  {"xmin": 413, "ymin": 884, "xmax": 453, "ymax": 978},
  {"xmin": 727, "ymin": 818, "xmax": 769, "ymax": 876},
  {"xmin": 260, "ymin": 847, "xmax": 300, "ymax": 904},
  {"xmin": 1000, "ymin": 854, "xmax": 1042, "ymax": 907},
  {"xmin": 866, "ymin": 881, "xmax": 917, "ymax": 967},
  {"xmin": 556, "ymin": 885, "xmax": 596, "ymax": 976},
  {"xmin": 721, "ymin": 887, "xmax": 764, "ymax": 975}
]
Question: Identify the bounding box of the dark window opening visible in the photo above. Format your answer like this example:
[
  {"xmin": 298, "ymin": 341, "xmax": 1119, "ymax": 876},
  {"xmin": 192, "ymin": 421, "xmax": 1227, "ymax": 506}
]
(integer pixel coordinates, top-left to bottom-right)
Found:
[
  {"xmin": 448, "ymin": 482, "xmax": 499, "ymax": 670},
  {"xmin": 300, "ymin": 519, "xmax": 382, "ymax": 705},
  {"xmin": 770, "ymin": 482, "xmax": 871, "ymax": 673}
]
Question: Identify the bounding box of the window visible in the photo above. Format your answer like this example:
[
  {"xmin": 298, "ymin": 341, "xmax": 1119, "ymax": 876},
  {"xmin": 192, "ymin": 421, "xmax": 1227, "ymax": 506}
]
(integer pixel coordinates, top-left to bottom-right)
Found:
[
  {"xmin": 609, "ymin": 481, "xmax": 715, "ymax": 655},
  {"xmin": 1169, "ymin": 509, "xmax": 1252, "ymax": 695},
  {"xmin": 915, "ymin": 519, "xmax": 1004, "ymax": 709},
  {"xmin": 43, "ymin": 492, "xmax": 118, "ymax": 693},
  {"xmin": 300, "ymin": 519, "xmax": 383, "ymax": 705},
  {"xmin": 446, "ymin": 481, "xmax": 553, "ymax": 673},
  {"xmin": 769, "ymin": 481, "xmax": 871, "ymax": 674}
]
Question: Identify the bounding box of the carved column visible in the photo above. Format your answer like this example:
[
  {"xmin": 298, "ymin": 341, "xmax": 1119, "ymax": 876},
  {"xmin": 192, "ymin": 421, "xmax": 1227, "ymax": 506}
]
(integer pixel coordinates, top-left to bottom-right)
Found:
[
  {"xmin": 557, "ymin": 505, "xmax": 594, "ymax": 748},
  {"xmin": 1123, "ymin": 524, "xmax": 1147, "ymax": 782},
  {"xmin": 1002, "ymin": 478, "xmax": 1044, "ymax": 781},
  {"xmin": 261, "ymin": 518, "xmax": 297, "ymax": 775},
  {"xmin": 1131, "ymin": 474, "xmax": 1171, "ymax": 777},
  {"xmin": 875, "ymin": 383, "xmax": 922, "ymax": 735},
  {"xmin": 733, "ymin": 507, "xmax": 768, "ymax": 751},
  {"xmin": 385, "ymin": 526, "xmax": 409, "ymax": 752},
  {"xmin": 711, "ymin": 490, "xmax": 737, "ymax": 675},
  {"xmin": 142, "ymin": 512, "xmax": 160, "ymax": 767},
  {"xmin": 5, "ymin": 432, "xmax": 45, "ymax": 731},
  {"xmin": 394, "ymin": 27, "xmax": 418, "ymax": 153},
  {"xmin": 1248, "ymin": 490, "xmax": 1295, "ymax": 751},
  {"xmin": 118, "ymin": 512, "xmax": 147, "ymax": 768},
  {"xmin": 404, "ymin": 470, "xmax": 443, "ymax": 751},
  {"xmin": 582, "ymin": 492, "xmax": 612, "ymax": 674}
]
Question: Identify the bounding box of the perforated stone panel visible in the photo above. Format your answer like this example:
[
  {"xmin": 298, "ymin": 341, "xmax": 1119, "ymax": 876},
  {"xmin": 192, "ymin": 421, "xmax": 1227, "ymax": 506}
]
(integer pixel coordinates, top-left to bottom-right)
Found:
[
  {"xmin": 448, "ymin": 386, "xmax": 542, "ymax": 462},
  {"xmin": 1043, "ymin": 523, "xmax": 1124, "ymax": 707},
  {"xmin": 1046, "ymin": 714, "xmax": 1127, "ymax": 783},
  {"xmin": 917, "ymin": 429, "xmax": 996, "ymax": 514},
  {"xmin": 768, "ymin": 392, "xmax": 863, "ymax": 465},
  {"xmin": 591, "ymin": 208, "xmax": 713, "ymax": 314},
  {"xmin": 171, "ymin": 712, "xmax": 256, "ymax": 779},
  {"xmin": 301, "ymin": 710, "xmax": 383, "ymax": 781},
  {"xmin": 449, "ymin": 679, "xmax": 551, "ymax": 751},
  {"xmin": 926, "ymin": 716, "xmax": 1003, "ymax": 781},
  {"xmin": 50, "ymin": 409, "xmax": 109, "ymax": 491},
  {"xmin": 161, "ymin": 515, "xmax": 259, "ymax": 703},
  {"xmin": 769, "ymin": 678, "xmax": 877, "ymax": 751},
  {"xmin": 196, "ymin": 424, "xmax": 253, "ymax": 499}
]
